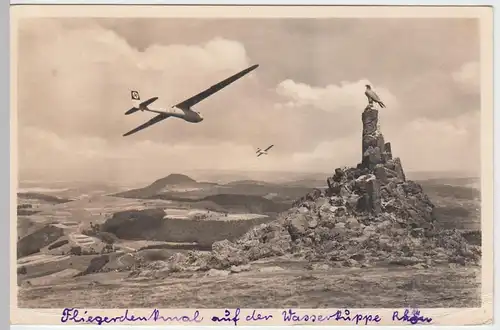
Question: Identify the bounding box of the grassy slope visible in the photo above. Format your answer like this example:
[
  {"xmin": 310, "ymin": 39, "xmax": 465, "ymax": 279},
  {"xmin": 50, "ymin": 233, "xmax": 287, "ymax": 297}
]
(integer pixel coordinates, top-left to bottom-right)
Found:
[{"xmin": 19, "ymin": 262, "xmax": 479, "ymax": 308}]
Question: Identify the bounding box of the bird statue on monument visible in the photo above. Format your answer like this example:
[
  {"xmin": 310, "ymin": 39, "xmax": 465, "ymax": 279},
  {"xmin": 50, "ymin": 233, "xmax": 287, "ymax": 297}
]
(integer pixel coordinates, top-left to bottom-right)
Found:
[{"xmin": 365, "ymin": 84, "xmax": 386, "ymax": 108}]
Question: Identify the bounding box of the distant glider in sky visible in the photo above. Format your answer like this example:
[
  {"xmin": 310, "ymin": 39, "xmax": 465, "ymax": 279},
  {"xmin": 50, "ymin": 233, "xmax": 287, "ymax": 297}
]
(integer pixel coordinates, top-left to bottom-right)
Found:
[
  {"xmin": 122, "ymin": 64, "xmax": 260, "ymax": 137},
  {"xmin": 256, "ymin": 144, "xmax": 274, "ymax": 157}
]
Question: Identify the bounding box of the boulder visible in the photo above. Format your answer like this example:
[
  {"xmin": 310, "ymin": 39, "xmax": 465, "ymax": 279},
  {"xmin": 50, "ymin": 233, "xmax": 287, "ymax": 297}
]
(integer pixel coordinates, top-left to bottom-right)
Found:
[
  {"xmin": 286, "ymin": 213, "xmax": 309, "ymax": 239},
  {"xmin": 345, "ymin": 217, "xmax": 360, "ymax": 229},
  {"xmin": 363, "ymin": 146, "xmax": 383, "ymax": 168},
  {"xmin": 393, "ymin": 157, "xmax": 406, "ymax": 181},
  {"xmin": 230, "ymin": 264, "xmax": 251, "ymax": 273},
  {"xmin": 333, "ymin": 168, "xmax": 344, "ymax": 182},
  {"xmin": 374, "ymin": 164, "xmax": 389, "ymax": 184},
  {"xmin": 383, "ymin": 142, "xmax": 393, "ymax": 161},
  {"xmin": 259, "ymin": 266, "xmax": 285, "ymax": 273},
  {"xmin": 206, "ymin": 269, "xmax": 230, "ymax": 277},
  {"xmin": 209, "ymin": 240, "xmax": 249, "ymax": 269}
]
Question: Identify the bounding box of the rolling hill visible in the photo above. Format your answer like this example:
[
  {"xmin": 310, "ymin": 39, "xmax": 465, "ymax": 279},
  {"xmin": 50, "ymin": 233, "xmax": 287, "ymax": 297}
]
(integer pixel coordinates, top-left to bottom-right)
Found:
[
  {"xmin": 113, "ymin": 173, "xmax": 219, "ymax": 199},
  {"xmin": 17, "ymin": 192, "xmax": 73, "ymax": 204},
  {"xmin": 112, "ymin": 173, "xmax": 315, "ymax": 213}
]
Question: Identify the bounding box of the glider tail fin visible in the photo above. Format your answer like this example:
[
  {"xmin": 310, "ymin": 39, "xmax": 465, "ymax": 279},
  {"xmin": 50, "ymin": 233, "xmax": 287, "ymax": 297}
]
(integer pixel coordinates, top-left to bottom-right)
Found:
[
  {"xmin": 131, "ymin": 91, "xmax": 141, "ymax": 107},
  {"xmin": 125, "ymin": 90, "xmax": 142, "ymax": 115}
]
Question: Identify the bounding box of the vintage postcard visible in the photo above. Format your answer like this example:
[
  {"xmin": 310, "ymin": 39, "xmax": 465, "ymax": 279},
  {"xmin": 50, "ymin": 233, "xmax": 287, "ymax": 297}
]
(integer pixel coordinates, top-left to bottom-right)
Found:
[{"xmin": 10, "ymin": 4, "xmax": 493, "ymax": 326}]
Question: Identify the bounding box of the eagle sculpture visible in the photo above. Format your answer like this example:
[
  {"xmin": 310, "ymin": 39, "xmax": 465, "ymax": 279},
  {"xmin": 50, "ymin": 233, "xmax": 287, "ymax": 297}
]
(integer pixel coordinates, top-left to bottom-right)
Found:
[{"xmin": 365, "ymin": 84, "xmax": 386, "ymax": 108}]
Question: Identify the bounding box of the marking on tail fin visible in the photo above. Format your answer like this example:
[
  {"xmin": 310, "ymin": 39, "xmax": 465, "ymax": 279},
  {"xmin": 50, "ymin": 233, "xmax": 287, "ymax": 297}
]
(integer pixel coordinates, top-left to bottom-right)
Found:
[{"xmin": 131, "ymin": 91, "xmax": 140, "ymax": 100}]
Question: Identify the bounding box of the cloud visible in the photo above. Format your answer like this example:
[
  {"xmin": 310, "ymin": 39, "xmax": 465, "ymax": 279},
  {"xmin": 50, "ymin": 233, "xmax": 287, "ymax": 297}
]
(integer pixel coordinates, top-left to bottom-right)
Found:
[
  {"xmin": 18, "ymin": 125, "xmax": 303, "ymax": 183},
  {"xmin": 291, "ymin": 133, "xmax": 360, "ymax": 172},
  {"xmin": 18, "ymin": 21, "xmax": 256, "ymax": 142},
  {"xmin": 276, "ymin": 79, "xmax": 398, "ymax": 112},
  {"xmin": 18, "ymin": 19, "xmax": 342, "ymax": 155},
  {"xmin": 391, "ymin": 111, "xmax": 480, "ymax": 174},
  {"xmin": 274, "ymin": 78, "xmax": 402, "ymax": 138},
  {"xmin": 273, "ymin": 67, "xmax": 481, "ymax": 171},
  {"xmin": 288, "ymin": 109, "xmax": 481, "ymax": 176},
  {"xmin": 17, "ymin": 18, "xmax": 482, "ymax": 182},
  {"xmin": 452, "ymin": 61, "xmax": 480, "ymax": 94}
]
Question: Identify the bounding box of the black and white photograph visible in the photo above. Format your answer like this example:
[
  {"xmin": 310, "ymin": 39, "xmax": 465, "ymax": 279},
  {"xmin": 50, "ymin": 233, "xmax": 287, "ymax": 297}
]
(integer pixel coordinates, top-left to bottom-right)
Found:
[{"xmin": 11, "ymin": 4, "xmax": 493, "ymax": 326}]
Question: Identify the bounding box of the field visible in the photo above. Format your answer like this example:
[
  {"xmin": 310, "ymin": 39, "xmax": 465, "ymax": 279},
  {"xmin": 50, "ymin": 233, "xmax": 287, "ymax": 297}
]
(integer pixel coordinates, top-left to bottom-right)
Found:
[{"xmin": 16, "ymin": 172, "xmax": 482, "ymax": 308}]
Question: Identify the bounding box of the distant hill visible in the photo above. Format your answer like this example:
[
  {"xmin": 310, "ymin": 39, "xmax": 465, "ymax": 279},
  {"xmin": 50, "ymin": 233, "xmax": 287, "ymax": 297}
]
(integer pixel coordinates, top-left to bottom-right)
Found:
[
  {"xmin": 417, "ymin": 181, "xmax": 480, "ymax": 200},
  {"xmin": 186, "ymin": 169, "xmax": 331, "ymax": 184},
  {"xmin": 111, "ymin": 172, "xmax": 322, "ymax": 215},
  {"xmin": 281, "ymin": 178, "xmax": 328, "ymax": 188},
  {"xmin": 415, "ymin": 177, "xmax": 480, "ymax": 190},
  {"xmin": 17, "ymin": 192, "xmax": 72, "ymax": 204},
  {"xmin": 226, "ymin": 180, "xmax": 274, "ymax": 186},
  {"xmin": 114, "ymin": 173, "xmax": 206, "ymax": 199},
  {"xmin": 415, "ymin": 179, "xmax": 481, "ymax": 231},
  {"xmin": 406, "ymin": 171, "xmax": 479, "ymax": 181},
  {"xmin": 113, "ymin": 173, "xmax": 314, "ymax": 202},
  {"xmin": 149, "ymin": 173, "xmax": 197, "ymax": 187}
]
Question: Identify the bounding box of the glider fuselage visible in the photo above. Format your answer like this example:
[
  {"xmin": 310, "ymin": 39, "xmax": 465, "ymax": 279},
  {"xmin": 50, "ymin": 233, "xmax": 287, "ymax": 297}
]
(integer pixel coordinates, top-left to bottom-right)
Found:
[{"xmin": 144, "ymin": 106, "xmax": 204, "ymax": 123}]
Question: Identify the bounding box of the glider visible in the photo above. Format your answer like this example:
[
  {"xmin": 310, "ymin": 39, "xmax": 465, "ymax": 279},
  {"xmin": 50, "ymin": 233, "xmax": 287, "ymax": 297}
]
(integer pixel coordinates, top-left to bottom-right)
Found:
[
  {"xmin": 123, "ymin": 64, "xmax": 259, "ymax": 137},
  {"xmin": 256, "ymin": 144, "xmax": 274, "ymax": 157}
]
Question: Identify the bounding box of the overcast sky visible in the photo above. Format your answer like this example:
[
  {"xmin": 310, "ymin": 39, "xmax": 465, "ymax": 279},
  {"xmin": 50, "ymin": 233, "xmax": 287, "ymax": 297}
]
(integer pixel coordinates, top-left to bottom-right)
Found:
[{"xmin": 17, "ymin": 17, "xmax": 481, "ymax": 184}]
